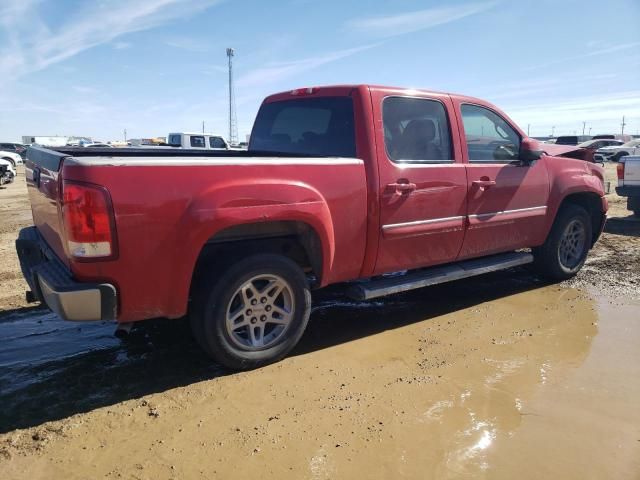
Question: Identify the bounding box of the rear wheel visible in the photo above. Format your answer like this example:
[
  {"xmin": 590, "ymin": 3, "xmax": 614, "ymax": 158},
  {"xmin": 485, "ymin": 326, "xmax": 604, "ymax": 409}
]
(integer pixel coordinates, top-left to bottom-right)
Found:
[
  {"xmin": 190, "ymin": 254, "xmax": 311, "ymax": 370},
  {"xmin": 533, "ymin": 204, "xmax": 592, "ymax": 280}
]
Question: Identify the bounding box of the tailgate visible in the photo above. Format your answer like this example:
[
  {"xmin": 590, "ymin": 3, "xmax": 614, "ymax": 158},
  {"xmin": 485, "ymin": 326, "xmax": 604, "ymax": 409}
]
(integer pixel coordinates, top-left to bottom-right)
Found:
[
  {"xmin": 25, "ymin": 146, "xmax": 71, "ymax": 266},
  {"xmin": 622, "ymin": 156, "xmax": 640, "ymax": 186}
]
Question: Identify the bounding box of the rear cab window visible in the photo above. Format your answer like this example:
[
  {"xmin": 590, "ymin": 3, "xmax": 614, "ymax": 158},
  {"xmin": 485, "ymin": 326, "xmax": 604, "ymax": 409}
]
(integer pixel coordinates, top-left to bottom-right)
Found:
[{"xmin": 249, "ymin": 97, "xmax": 355, "ymax": 157}]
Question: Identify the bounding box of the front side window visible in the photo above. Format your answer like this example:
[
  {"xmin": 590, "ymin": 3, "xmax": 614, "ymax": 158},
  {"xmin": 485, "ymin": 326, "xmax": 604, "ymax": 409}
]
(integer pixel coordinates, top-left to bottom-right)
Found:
[
  {"xmin": 383, "ymin": 97, "xmax": 453, "ymax": 162},
  {"xmin": 190, "ymin": 135, "xmax": 206, "ymax": 148},
  {"xmin": 461, "ymin": 104, "xmax": 520, "ymax": 162},
  {"xmin": 210, "ymin": 136, "xmax": 226, "ymax": 148}
]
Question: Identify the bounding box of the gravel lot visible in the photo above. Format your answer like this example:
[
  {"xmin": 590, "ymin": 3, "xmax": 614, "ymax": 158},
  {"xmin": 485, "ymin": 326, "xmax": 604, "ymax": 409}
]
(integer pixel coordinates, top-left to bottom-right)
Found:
[{"xmin": 0, "ymin": 163, "xmax": 638, "ymax": 479}]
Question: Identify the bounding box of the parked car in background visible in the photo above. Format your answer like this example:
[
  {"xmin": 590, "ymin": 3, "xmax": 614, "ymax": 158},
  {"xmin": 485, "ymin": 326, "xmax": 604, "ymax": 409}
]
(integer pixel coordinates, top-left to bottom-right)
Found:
[
  {"xmin": 592, "ymin": 134, "xmax": 633, "ymax": 142},
  {"xmin": 555, "ymin": 135, "xmax": 591, "ymax": 146},
  {"xmin": 0, "ymin": 157, "xmax": 16, "ymax": 185},
  {"xmin": 595, "ymin": 139, "xmax": 640, "ymax": 162},
  {"xmin": 0, "ymin": 150, "xmax": 23, "ymax": 168},
  {"xmin": 577, "ymin": 139, "xmax": 624, "ymax": 162},
  {"xmin": 616, "ymin": 156, "xmax": 640, "ymax": 216},
  {"xmin": 84, "ymin": 143, "xmax": 114, "ymax": 148},
  {"xmin": 0, "ymin": 142, "xmax": 28, "ymax": 160},
  {"xmin": 18, "ymin": 84, "xmax": 608, "ymax": 369},
  {"xmin": 167, "ymin": 132, "xmax": 231, "ymax": 150}
]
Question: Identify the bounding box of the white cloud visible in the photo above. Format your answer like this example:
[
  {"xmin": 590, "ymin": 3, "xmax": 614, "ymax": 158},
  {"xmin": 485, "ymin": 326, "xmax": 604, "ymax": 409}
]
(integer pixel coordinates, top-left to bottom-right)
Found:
[
  {"xmin": 237, "ymin": 43, "xmax": 379, "ymax": 88},
  {"xmin": 346, "ymin": 1, "xmax": 499, "ymax": 37},
  {"xmin": 113, "ymin": 41, "xmax": 132, "ymax": 50},
  {"xmin": 505, "ymin": 90, "xmax": 640, "ymax": 135},
  {"xmin": 165, "ymin": 37, "xmax": 212, "ymax": 52},
  {"xmin": 0, "ymin": 0, "xmax": 224, "ymax": 83},
  {"xmin": 523, "ymin": 42, "xmax": 640, "ymax": 71}
]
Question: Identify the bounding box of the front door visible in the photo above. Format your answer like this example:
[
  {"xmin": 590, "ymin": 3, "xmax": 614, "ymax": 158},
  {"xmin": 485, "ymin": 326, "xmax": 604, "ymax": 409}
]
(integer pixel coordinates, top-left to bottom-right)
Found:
[
  {"xmin": 373, "ymin": 91, "xmax": 468, "ymax": 274},
  {"xmin": 454, "ymin": 102, "xmax": 550, "ymax": 259}
]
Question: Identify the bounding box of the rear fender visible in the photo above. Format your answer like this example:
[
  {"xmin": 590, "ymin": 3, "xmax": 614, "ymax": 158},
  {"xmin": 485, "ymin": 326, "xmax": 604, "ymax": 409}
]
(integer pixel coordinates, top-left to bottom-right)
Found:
[{"xmin": 167, "ymin": 179, "xmax": 335, "ymax": 315}]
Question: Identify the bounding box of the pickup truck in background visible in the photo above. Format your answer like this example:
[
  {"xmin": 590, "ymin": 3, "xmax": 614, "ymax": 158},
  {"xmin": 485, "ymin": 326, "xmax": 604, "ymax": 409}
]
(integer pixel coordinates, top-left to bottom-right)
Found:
[
  {"xmin": 167, "ymin": 132, "xmax": 233, "ymax": 150},
  {"xmin": 17, "ymin": 85, "xmax": 608, "ymax": 369},
  {"xmin": 617, "ymin": 156, "xmax": 640, "ymax": 216}
]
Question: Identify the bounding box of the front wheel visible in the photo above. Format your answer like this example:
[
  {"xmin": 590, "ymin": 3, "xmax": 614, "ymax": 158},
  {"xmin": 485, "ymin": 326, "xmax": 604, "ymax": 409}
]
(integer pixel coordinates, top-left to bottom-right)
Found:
[
  {"xmin": 533, "ymin": 204, "xmax": 592, "ymax": 280},
  {"xmin": 190, "ymin": 254, "xmax": 311, "ymax": 370}
]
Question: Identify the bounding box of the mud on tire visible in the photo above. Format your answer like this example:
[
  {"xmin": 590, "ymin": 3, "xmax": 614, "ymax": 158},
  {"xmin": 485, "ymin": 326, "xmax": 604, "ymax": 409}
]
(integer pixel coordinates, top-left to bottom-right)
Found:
[
  {"xmin": 533, "ymin": 204, "xmax": 592, "ymax": 281},
  {"xmin": 190, "ymin": 254, "xmax": 311, "ymax": 370}
]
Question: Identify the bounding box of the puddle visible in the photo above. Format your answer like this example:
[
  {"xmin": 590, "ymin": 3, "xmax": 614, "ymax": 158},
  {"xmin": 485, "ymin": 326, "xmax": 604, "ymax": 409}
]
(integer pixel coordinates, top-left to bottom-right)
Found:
[{"xmin": 1, "ymin": 270, "xmax": 639, "ymax": 479}]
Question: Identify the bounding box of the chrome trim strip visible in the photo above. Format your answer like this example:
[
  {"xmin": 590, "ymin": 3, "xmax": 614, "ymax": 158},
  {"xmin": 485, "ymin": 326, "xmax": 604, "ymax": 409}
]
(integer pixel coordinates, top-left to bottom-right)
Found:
[
  {"xmin": 468, "ymin": 206, "xmax": 547, "ymax": 220},
  {"xmin": 382, "ymin": 215, "xmax": 465, "ymax": 231}
]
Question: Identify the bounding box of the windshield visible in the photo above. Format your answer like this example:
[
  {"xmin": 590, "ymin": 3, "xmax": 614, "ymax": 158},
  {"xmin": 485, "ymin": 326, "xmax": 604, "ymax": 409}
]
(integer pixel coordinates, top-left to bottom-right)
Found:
[{"xmin": 250, "ymin": 96, "xmax": 356, "ymax": 157}]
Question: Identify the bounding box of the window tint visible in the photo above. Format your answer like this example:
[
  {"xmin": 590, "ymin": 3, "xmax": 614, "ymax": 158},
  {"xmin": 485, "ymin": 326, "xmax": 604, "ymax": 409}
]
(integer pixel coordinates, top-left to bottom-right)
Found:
[
  {"xmin": 190, "ymin": 135, "xmax": 206, "ymax": 148},
  {"xmin": 383, "ymin": 97, "xmax": 452, "ymax": 162},
  {"xmin": 250, "ymin": 97, "xmax": 355, "ymax": 157},
  {"xmin": 461, "ymin": 104, "xmax": 520, "ymax": 162},
  {"xmin": 209, "ymin": 136, "xmax": 226, "ymax": 148}
]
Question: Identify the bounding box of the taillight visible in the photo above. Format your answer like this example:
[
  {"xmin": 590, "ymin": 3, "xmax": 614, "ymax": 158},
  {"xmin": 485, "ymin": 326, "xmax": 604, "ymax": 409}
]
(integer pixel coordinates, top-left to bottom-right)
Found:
[
  {"xmin": 617, "ymin": 162, "xmax": 625, "ymax": 180},
  {"xmin": 61, "ymin": 181, "xmax": 117, "ymax": 260}
]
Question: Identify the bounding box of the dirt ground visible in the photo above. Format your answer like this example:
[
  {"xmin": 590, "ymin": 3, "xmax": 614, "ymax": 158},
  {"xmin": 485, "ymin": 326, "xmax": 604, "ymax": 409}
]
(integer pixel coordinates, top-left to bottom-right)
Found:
[{"xmin": 0, "ymin": 164, "xmax": 639, "ymax": 479}]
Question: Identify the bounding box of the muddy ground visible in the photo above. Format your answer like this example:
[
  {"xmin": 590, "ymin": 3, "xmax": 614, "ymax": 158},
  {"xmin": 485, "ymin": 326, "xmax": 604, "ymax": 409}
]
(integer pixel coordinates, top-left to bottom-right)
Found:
[{"xmin": 0, "ymin": 165, "xmax": 639, "ymax": 479}]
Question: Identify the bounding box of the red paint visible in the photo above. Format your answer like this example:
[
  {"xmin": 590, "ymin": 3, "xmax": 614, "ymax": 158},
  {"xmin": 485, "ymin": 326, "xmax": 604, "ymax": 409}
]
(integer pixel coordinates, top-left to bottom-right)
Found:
[{"xmin": 25, "ymin": 85, "xmax": 608, "ymax": 323}]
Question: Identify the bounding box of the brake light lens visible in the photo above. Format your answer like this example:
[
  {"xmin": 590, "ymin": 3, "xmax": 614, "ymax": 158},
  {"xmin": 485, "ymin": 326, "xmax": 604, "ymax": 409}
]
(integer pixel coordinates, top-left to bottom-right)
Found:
[
  {"xmin": 290, "ymin": 87, "xmax": 317, "ymax": 96},
  {"xmin": 62, "ymin": 181, "xmax": 116, "ymax": 259},
  {"xmin": 617, "ymin": 162, "xmax": 624, "ymax": 180}
]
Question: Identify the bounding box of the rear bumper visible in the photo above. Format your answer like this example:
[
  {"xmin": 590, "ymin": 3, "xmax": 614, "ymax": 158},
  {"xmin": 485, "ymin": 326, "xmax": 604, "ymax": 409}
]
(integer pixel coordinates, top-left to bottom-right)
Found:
[
  {"xmin": 15, "ymin": 227, "xmax": 117, "ymax": 321},
  {"xmin": 616, "ymin": 185, "xmax": 640, "ymax": 197}
]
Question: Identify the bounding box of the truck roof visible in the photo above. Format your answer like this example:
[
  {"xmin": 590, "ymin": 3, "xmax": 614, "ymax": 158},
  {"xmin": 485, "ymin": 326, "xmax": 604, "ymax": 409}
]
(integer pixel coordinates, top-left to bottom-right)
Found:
[{"xmin": 263, "ymin": 84, "xmax": 488, "ymax": 105}]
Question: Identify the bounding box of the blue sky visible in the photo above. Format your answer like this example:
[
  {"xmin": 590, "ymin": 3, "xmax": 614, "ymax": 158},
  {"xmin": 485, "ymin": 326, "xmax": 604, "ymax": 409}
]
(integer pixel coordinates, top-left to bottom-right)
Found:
[{"xmin": 1, "ymin": 0, "xmax": 639, "ymax": 142}]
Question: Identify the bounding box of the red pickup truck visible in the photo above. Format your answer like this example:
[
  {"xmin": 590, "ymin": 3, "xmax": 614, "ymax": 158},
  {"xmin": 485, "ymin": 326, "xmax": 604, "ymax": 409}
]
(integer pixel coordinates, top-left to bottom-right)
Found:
[{"xmin": 17, "ymin": 85, "xmax": 607, "ymax": 369}]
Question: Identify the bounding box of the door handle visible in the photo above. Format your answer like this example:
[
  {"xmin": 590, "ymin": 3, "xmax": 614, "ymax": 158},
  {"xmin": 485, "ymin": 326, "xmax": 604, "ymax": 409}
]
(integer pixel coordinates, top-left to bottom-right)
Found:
[
  {"xmin": 472, "ymin": 179, "xmax": 496, "ymax": 190},
  {"xmin": 388, "ymin": 182, "xmax": 416, "ymax": 195}
]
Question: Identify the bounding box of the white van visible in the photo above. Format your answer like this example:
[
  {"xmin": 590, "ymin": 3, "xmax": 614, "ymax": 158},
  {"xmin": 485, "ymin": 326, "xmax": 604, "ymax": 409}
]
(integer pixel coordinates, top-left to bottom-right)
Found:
[{"xmin": 167, "ymin": 132, "xmax": 230, "ymax": 150}]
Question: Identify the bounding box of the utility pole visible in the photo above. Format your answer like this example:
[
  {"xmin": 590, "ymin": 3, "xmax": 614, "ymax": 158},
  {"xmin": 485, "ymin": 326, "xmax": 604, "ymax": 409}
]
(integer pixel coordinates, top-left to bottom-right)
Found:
[
  {"xmin": 589, "ymin": 127, "xmax": 592, "ymax": 135},
  {"xmin": 202, "ymin": 120, "xmax": 205, "ymax": 134},
  {"xmin": 621, "ymin": 115, "xmax": 626, "ymax": 135},
  {"xmin": 123, "ymin": 129, "xmax": 127, "ymax": 142},
  {"xmin": 551, "ymin": 126, "xmax": 555, "ymax": 137},
  {"xmin": 226, "ymin": 48, "xmax": 238, "ymax": 145},
  {"xmin": 582, "ymin": 121, "xmax": 586, "ymax": 136}
]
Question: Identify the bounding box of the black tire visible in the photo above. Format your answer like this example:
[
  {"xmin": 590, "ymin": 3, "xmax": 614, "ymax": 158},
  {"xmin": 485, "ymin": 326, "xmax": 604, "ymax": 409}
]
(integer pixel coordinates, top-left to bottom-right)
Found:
[
  {"xmin": 2, "ymin": 157, "xmax": 15, "ymax": 168},
  {"xmin": 533, "ymin": 204, "xmax": 592, "ymax": 281},
  {"xmin": 190, "ymin": 254, "xmax": 311, "ymax": 370}
]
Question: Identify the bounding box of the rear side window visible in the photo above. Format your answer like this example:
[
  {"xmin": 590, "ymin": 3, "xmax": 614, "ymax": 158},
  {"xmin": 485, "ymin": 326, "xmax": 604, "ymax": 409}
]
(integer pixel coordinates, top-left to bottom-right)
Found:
[
  {"xmin": 168, "ymin": 134, "xmax": 181, "ymax": 146},
  {"xmin": 383, "ymin": 97, "xmax": 453, "ymax": 162},
  {"xmin": 461, "ymin": 104, "xmax": 520, "ymax": 162},
  {"xmin": 190, "ymin": 136, "xmax": 206, "ymax": 148},
  {"xmin": 250, "ymin": 97, "xmax": 355, "ymax": 157}
]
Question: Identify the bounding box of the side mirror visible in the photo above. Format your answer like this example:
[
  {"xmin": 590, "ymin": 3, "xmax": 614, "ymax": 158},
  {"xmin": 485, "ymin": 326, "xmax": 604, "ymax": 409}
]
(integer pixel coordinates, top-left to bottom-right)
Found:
[{"xmin": 520, "ymin": 138, "xmax": 543, "ymax": 163}]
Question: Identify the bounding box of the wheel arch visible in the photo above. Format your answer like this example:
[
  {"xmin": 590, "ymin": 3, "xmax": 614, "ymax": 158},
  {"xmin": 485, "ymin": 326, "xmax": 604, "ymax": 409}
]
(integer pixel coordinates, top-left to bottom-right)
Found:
[
  {"xmin": 556, "ymin": 191, "xmax": 604, "ymax": 246},
  {"xmin": 189, "ymin": 220, "xmax": 325, "ymax": 300}
]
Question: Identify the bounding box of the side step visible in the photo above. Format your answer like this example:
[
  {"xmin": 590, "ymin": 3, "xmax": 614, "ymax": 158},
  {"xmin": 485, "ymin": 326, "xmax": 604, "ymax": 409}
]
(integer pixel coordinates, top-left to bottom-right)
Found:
[{"xmin": 347, "ymin": 252, "xmax": 533, "ymax": 301}]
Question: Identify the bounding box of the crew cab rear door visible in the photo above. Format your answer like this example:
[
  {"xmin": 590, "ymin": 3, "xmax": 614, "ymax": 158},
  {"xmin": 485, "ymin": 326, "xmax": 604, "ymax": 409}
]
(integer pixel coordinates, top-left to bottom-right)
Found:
[
  {"xmin": 371, "ymin": 89, "xmax": 467, "ymax": 274},
  {"xmin": 452, "ymin": 99, "xmax": 549, "ymax": 258}
]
